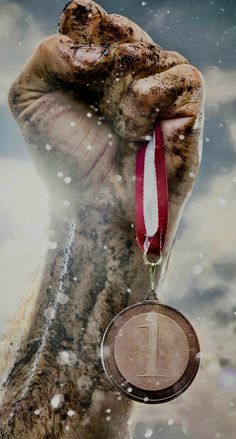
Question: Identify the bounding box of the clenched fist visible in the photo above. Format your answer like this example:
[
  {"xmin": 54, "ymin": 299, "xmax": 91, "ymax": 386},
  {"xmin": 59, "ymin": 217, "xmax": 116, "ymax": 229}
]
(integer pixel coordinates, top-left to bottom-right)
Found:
[
  {"xmin": 9, "ymin": 0, "xmax": 204, "ymax": 225},
  {"xmin": 1, "ymin": 1, "xmax": 205, "ymax": 438}
]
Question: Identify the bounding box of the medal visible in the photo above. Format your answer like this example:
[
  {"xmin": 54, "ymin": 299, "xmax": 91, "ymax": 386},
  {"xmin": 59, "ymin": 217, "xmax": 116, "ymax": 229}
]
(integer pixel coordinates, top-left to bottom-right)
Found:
[{"xmin": 101, "ymin": 123, "xmax": 200, "ymax": 404}]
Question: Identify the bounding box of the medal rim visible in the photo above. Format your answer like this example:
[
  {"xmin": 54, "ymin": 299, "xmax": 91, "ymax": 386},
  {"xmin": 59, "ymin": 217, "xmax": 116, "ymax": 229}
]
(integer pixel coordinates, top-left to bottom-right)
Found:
[{"xmin": 101, "ymin": 300, "xmax": 201, "ymax": 404}]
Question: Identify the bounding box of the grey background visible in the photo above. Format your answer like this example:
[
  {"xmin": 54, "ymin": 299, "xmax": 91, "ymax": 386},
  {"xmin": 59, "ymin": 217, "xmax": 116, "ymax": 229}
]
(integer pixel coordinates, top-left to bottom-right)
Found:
[{"xmin": 0, "ymin": 1, "xmax": 236, "ymax": 438}]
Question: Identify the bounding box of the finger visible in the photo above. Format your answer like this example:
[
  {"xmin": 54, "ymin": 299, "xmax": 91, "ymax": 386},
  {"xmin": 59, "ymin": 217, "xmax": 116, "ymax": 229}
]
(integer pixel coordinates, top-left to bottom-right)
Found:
[
  {"xmin": 58, "ymin": 0, "xmax": 107, "ymax": 44},
  {"xmin": 159, "ymin": 49, "xmax": 189, "ymax": 71},
  {"xmin": 114, "ymin": 64, "xmax": 205, "ymax": 141},
  {"xmin": 59, "ymin": 0, "xmax": 154, "ymax": 46},
  {"xmin": 99, "ymin": 42, "xmax": 161, "ymax": 119},
  {"xmin": 91, "ymin": 13, "xmax": 154, "ymax": 46},
  {"xmin": 9, "ymin": 34, "xmax": 113, "ymax": 116},
  {"xmin": 99, "ymin": 45, "xmax": 190, "ymax": 120}
]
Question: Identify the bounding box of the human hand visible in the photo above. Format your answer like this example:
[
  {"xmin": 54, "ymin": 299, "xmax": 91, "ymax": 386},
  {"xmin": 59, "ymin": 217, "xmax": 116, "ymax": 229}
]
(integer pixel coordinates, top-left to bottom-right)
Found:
[
  {"xmin": 3, "ymin": 2, "xmax": 205, "ymax": 437},
  {"xmin": 9, "ymin": 0, "xmax": 205, "ymax": 239}
]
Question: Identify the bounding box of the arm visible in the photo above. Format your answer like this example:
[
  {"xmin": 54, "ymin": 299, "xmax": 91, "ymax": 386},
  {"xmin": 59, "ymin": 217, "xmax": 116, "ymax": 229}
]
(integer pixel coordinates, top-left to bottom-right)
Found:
[{"xmin": 0, "ymin": 1, "xmax": 205, "ymax": 437}]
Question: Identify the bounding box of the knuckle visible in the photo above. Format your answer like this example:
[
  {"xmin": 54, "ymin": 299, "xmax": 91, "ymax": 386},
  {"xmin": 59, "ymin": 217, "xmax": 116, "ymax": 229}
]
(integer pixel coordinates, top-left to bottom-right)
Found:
[
  {"xmin": 168, "ymin": 50, "xmax": 189, "ymax": 63},
  {"xmin": 187, "ymin": 65, "xmax": 205, "ymax": 88},
  {"xmin": 38, "ymin": 34, "xmax": 64, "ymax": 56}
]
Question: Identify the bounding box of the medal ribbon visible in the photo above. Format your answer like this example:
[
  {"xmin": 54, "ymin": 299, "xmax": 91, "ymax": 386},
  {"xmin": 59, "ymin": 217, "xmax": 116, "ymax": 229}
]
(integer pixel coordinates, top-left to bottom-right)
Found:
[{"xmin": 135, "ymin": 122, "xmax": 168, "ymax": 257}]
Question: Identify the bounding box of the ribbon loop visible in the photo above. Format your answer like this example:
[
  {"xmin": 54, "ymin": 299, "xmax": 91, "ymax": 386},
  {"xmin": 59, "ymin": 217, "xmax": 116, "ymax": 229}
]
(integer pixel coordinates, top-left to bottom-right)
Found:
[{"xmin": 135, "ymin": 122, "xmax": 168, "ymax": 257}]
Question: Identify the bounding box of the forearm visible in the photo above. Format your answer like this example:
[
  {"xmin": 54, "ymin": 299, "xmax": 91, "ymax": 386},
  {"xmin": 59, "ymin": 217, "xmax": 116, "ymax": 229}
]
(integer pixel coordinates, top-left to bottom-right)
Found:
[{"xmin": 0, "ymin": 192, "xmax": 171, "ymax": 437}]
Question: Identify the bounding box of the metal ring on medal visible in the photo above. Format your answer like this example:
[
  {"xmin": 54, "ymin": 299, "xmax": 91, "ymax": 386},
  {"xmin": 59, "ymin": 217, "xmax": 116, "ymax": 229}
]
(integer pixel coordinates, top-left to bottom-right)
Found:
[{"xmin": 101, "ymin": 300, "xmax": 200, "ymax": 404}]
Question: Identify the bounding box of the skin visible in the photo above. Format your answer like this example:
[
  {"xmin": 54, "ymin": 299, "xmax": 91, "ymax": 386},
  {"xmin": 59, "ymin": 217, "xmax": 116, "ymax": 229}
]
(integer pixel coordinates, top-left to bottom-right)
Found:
[{"xmin": 0, "ymin": 1, "xmax": 205, "ymax": 438}]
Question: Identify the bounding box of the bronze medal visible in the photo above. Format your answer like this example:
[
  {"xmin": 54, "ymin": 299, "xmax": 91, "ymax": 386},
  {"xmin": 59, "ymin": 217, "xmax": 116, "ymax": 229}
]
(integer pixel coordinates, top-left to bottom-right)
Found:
[
  {"xmin": 101, "ymin": 123, "xmax": 201, "ymax": 403},
  {"xmin": 101, "ymin": 299, "xmax": 200, "ymax": 404}
]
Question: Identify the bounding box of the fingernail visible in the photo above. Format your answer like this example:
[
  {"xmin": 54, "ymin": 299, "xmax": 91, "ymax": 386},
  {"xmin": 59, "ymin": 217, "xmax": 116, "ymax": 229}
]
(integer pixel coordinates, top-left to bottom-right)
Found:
[{"xmin": 101, "ymin": 48, "xmax": 110, "ymax": 57}]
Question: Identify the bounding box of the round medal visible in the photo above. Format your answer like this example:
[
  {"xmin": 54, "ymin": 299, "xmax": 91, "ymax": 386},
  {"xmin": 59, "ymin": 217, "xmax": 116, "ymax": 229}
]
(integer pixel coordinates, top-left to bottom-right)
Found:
[
  {"xmin": 101, "ymin": 300, "xmax": 200, "ymax": 404},
  {"xmin": 101, "ymin": 122, "xmax": 201, "ymax": 403}
]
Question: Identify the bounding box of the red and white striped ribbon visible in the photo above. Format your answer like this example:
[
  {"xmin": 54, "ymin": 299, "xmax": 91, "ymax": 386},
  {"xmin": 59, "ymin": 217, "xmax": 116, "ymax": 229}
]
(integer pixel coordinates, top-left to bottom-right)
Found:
[{"xmin": 135, "ymin": 122, "xmax": 169, "ymax": 257}]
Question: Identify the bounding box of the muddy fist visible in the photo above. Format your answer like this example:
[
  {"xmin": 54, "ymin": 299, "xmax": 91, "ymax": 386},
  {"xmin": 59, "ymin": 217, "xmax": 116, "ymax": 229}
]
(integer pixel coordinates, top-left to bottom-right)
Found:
[{"xmin": 8, "ymin": 0, "xmax": 204, "ymax": 226}]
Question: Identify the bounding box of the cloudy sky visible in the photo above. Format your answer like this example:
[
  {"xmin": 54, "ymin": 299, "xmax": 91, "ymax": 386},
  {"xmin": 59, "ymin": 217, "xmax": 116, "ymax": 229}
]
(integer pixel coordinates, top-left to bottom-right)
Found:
[{"xmin": 0, "ymin": 0, "xmax": 236, "ymax": 437}]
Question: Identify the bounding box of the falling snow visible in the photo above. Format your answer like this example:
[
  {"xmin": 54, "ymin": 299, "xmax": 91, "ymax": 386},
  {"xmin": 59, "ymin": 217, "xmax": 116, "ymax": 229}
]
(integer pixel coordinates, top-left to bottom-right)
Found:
[
  {"xmin": 192, "ymin": 265, "xmax": 203, "ymax": 275},
  {"xmin": 77, "ymin": 375, "xmax": 93, "ymax": 390},
  {"xmin": 47, "ymin": 241, "xmax": 58, "ymax": 250},
  {"xmin": 67, "ymin": 410, "xmax": 76, "ymax": 417},
  {"xmin": 144, "ymin": 429, "xmax": 153, "ymax": 438},
  {"xmin": 50, "ymin": 393, "xmax": 64, "ymax": 409},
  {"xmin": 57, "ymin": 350, "xmax": 78, "ymax": 366},
  {"xmin": 218, "ymin": 197, "xmax": 227, "ymax": 206},
  {"xmin": 56, "ymin": 292, "xmax": 69, "ymax": 305},
  {"xmin": 44, "ymin": 307, "xmax": 55, "ymax": 320},
  {"xmin": 64, "ymin": 177, "xmax": 72, "ymax": 184}
]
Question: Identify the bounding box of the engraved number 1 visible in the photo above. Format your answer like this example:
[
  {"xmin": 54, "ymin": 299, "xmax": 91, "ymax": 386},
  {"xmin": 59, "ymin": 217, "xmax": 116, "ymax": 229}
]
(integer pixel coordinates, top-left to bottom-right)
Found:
[{"xmin": 137, "ymin": 319, "xmax": 165, "ymax": 377}]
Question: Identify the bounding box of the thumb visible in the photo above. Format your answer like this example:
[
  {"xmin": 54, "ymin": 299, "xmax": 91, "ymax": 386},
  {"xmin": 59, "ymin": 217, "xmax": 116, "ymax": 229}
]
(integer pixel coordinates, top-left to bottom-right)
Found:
[{"xmin": 9, "ymin": 34, "xmax": 113, "ymax": 117}]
